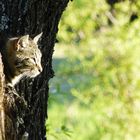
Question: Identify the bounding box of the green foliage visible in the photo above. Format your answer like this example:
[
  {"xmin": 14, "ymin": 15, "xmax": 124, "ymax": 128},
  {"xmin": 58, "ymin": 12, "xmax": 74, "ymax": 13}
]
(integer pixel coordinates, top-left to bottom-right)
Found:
[
  {"xmin": 47, "ymin": 0, "xmax": 140, "ymax": 140},
  {"xmin": 58, "ymin": 0, "xmax": 109, "ymax": 44}
]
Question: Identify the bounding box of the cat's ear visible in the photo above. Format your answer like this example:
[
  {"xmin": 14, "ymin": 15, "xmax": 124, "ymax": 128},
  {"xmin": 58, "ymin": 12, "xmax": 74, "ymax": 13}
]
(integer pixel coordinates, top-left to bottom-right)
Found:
[
  {"xmin": 17, "ymin": 35, "xmax": 29, "ymax": 49},
  {"xmin": 33, "ymin": 32, "xmax": 43, "ymax": 44}
]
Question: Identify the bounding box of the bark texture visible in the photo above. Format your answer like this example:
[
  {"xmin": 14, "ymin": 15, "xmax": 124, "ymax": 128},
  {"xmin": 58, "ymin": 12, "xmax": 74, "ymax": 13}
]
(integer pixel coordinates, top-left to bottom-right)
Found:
[{"xmin": 0, "ymin": 0, "xmax": 70, "ymax": 139}]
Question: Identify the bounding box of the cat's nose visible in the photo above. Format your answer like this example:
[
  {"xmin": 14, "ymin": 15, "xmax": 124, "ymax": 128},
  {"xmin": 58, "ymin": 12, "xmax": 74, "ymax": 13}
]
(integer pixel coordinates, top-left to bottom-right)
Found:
[{"xmin": 37, "ymin": 65, "xmax": 42, "ymax": 72}]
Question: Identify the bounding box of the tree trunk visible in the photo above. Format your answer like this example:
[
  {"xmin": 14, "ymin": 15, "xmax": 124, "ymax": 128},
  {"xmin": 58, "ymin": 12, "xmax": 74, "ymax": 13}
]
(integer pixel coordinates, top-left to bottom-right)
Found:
[
  {"xmin": 0, "ymin": 0, "xmax": 70, "ymax": 139},
  {"xmin": 0, "ymin": 54, "xmax": 5, "ymax": 140}
]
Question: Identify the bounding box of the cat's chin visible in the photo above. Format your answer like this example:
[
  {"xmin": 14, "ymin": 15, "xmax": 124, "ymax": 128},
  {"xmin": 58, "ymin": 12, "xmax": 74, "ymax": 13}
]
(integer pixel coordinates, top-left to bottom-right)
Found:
[{"xmin": 26, "ymin": 70, "xmax": 41, "ymax": 78}]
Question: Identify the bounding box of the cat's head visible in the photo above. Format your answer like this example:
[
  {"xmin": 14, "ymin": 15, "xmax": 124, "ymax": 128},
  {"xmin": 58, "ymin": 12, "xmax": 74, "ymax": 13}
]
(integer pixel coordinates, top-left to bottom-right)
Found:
[{"xmin": 7, "ymin": 33, "xmax": 43, "ymax": 83}]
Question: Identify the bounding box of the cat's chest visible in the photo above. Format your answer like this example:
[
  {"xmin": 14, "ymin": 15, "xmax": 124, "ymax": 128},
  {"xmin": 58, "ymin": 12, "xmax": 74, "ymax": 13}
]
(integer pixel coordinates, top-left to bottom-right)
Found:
[{"xmin": 11, "ymin": 75, "xmax": 23, "ymax": 85}]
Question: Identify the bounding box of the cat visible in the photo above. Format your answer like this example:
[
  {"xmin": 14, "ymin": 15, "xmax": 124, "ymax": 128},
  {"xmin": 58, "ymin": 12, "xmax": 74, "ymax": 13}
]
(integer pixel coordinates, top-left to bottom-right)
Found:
[{"xmin": 0, "ymin": 33, "xmax": 43, "ymax": 85}]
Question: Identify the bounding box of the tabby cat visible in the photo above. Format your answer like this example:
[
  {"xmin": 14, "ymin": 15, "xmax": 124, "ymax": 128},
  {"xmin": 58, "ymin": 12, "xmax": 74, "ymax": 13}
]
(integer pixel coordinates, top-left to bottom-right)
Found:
[{"xmin": 0, "ymin": 33, "xmax": 43, "ymax": 85}]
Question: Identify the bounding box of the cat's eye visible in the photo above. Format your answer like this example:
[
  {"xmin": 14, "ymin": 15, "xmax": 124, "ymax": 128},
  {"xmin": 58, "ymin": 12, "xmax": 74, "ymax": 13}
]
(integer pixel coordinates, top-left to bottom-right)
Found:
[
  {"xmin": 32, "ymin": 57, "xmax": 36, "ymax": 61},
  {"xmin": 32, "ymin": 58, "xmax": 36, "ymax": 63},
  {"xmin": 28, "ymin": 57, "xmax": 36, "ymax": 64},
  {"xmin": 25, "ymin": 58, "xmax": 30, "ymax": 61}
]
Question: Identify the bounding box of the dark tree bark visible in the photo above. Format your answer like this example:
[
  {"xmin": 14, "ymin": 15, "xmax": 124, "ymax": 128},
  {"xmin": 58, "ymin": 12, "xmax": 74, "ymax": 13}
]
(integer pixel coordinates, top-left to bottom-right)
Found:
[{"xmin": 0, "ymin": 0, "xmax": 70, "ymax": 139}]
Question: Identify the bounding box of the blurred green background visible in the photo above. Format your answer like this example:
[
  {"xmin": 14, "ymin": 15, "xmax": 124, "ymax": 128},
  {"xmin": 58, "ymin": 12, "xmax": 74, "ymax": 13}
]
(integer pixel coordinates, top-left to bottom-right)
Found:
[{"xmin": 47, "ymin": 0, "xmax": 140, "ymax": 140}]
